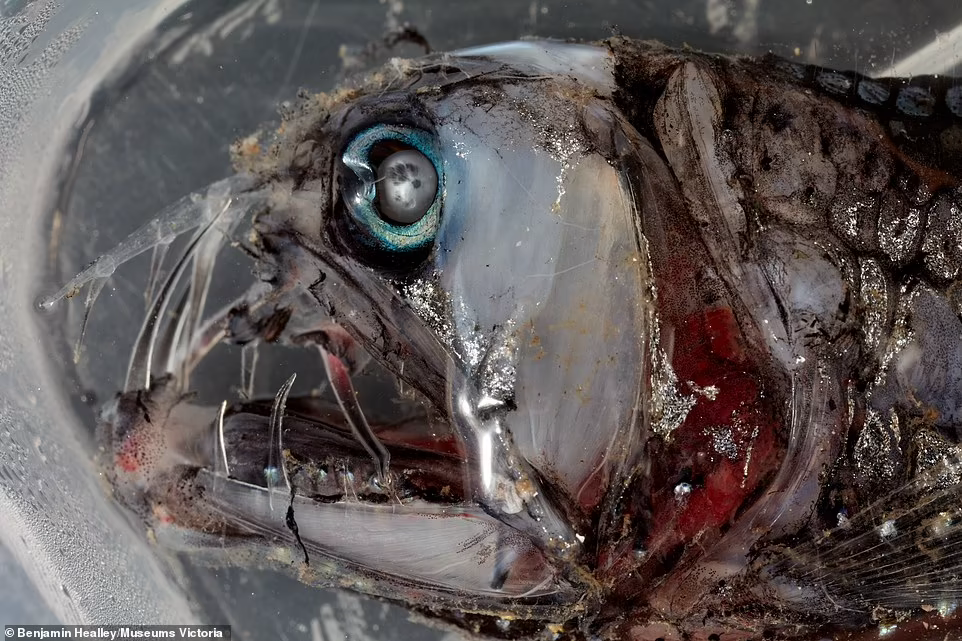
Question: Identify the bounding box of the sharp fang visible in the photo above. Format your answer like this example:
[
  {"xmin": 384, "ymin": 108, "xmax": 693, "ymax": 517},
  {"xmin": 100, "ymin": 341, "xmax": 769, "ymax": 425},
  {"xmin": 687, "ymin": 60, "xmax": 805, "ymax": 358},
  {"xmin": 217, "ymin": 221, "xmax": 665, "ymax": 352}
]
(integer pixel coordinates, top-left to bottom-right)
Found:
[
  {"xmin": 318, "ymin": 346, "xmax": 391, "ymax": 486},
  {"xmin": 179, "ymin": 207, "xmax": 232, "ymax": 387},
  {"xmin": 155, "ymin": 288, "xmax": 191, "ymax": 393},
  {"xmin": 215, "ymin": 400, "xmax": 230, "ymax": 477},
  {"xmin": 240, "ymin": 342, "xmax": 259, "ymax": 401},
  {"xmin": 124, "ymin": 212, "xmax": 223, "ymax": 393},
  {"xmin": 144, "ymin": 242, "xmax": 171, "ymax": 307},
  {"xmin": 267, "ymin": 373, "xmax": 296, "ymax": 511},
  {"xmin": 125, "ymin": 188, "xmax": 259, "ymax": 392}
]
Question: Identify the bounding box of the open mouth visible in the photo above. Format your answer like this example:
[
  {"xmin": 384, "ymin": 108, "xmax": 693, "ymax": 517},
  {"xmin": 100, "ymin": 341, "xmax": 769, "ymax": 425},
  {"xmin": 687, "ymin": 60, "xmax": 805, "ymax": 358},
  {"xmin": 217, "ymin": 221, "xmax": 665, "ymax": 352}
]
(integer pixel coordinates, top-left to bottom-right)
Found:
[{"xmin": 40, "ymin": 161, "xmax": 586, "ymax": 617}]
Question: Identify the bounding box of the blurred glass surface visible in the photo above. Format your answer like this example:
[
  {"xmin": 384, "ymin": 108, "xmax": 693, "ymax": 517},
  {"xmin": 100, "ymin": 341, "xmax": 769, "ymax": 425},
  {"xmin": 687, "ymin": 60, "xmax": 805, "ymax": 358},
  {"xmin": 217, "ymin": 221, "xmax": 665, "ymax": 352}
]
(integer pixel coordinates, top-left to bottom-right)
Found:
[{"xmin": 2, "ymin": 0, "xmax": 962, "ymax": 639}]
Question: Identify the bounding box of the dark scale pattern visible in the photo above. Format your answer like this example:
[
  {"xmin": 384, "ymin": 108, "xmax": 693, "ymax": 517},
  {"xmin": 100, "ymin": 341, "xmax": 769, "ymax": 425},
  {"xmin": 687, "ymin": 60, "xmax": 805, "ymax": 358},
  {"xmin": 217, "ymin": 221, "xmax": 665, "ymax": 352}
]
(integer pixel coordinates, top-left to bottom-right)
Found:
[
  {"xmin": 896, "ymin": 85, "xmax": 937, "ymax": 117},
  {"xmin": 857, "ymin": 79, "xmax": 891, "ymax": 105},
  {"xmin": 815, "ymin": 70, "xmax": 854, "ymax": 95},
  {"xmin": 948, "ymin": 85, "xmax": 962, "ymax": 117}
]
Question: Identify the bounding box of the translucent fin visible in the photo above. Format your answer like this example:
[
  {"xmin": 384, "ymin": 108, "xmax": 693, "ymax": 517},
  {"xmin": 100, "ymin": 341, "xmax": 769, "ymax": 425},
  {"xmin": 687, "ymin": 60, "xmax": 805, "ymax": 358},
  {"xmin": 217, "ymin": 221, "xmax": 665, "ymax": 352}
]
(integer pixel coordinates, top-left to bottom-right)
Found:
[
  {"xmin": 767, "ymin": 448, "xmax": 962, "ymax": 613},
  {"xmin": 319, "ymin": 346, "xmax": 391, "ymax": 486}
]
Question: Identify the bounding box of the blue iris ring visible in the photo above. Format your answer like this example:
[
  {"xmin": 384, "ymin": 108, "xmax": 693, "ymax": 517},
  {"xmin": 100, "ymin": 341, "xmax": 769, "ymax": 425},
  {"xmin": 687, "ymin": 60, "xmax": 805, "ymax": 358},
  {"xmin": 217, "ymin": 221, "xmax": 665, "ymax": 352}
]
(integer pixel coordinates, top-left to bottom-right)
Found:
[{"xmin": 341, "ymin": 125, "xmax": 442, "ymax": 254}]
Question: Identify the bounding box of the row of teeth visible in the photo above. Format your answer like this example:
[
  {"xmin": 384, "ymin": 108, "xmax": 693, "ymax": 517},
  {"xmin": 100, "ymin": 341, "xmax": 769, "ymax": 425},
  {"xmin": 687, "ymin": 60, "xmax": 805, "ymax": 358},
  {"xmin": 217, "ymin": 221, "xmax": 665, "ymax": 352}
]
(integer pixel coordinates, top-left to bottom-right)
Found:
[{"xmin": 213, "ymin": 363, "xmax": 398, "ymax": 502}]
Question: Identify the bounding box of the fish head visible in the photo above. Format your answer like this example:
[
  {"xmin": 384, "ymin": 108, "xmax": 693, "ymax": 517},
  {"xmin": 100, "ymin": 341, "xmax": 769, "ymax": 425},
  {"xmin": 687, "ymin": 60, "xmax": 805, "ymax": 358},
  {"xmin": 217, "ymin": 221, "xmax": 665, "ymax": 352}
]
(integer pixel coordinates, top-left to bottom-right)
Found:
[{"xmin": 241, "ymin": 41, "xmax": 654, "ymax": 531}]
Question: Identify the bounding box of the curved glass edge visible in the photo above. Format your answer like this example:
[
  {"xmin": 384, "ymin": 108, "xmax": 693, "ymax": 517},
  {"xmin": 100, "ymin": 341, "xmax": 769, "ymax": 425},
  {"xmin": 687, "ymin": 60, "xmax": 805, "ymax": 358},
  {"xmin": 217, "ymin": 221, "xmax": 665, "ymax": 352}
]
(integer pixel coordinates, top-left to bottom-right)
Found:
[{"xmin": 0, "ymin": 0, "xmax": 197, "ymax": 625}]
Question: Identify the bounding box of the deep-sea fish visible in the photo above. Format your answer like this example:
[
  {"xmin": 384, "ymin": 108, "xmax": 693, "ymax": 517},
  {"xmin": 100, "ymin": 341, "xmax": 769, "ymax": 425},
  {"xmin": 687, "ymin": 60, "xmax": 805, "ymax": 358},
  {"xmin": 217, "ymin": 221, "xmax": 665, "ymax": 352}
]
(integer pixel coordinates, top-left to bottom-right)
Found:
[{"xmin": 42, "ymin": 38, "xmax": 962, "ymax": 641}]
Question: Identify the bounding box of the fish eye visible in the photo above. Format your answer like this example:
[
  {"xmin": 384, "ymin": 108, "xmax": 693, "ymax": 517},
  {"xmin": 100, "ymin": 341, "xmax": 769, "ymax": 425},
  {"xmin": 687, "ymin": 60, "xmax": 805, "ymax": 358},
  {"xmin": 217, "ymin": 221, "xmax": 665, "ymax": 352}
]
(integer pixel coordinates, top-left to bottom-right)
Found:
[
  {"xmin": 375, "ymin": 149, "xmax": 438, "ymax": 224},
  {"xmin": 339, "ymin": 125, "xmax": 442, "ymax": 256}
]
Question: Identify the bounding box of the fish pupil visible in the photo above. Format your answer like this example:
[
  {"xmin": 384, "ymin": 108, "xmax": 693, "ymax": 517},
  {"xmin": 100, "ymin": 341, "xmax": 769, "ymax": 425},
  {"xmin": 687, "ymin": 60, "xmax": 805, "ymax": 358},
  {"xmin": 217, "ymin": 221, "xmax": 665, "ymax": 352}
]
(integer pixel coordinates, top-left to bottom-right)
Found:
[{"xmin": 374, "ymin": 148, "xmax": 438, "ymax": 225}]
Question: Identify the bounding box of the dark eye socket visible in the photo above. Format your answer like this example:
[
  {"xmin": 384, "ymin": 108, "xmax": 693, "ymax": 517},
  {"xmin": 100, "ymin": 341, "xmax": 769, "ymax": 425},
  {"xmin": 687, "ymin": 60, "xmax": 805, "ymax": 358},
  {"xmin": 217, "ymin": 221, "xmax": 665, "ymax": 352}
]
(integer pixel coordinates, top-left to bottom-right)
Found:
[{"xmin": 338, "ymin": 125, "xmax": 443, "ymax": 257}]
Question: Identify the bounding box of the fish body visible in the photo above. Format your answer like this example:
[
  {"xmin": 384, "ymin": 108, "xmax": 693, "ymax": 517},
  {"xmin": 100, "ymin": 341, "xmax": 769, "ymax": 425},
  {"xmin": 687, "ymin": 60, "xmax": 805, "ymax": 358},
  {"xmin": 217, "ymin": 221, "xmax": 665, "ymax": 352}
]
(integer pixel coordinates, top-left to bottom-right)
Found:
[{"xmin": 45, "ymin": 38, "xmax": 962, "ymax": 640}]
